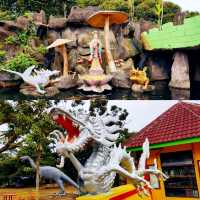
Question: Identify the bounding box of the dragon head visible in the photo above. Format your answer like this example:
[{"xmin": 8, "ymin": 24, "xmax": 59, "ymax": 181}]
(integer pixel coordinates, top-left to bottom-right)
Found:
[{"xmin": 50, "ymin": 108, "xmax": 122, "ymax": 156}]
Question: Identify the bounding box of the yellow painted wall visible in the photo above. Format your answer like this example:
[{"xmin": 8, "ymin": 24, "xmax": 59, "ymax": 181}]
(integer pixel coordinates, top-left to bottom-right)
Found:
[
  {"xmin": 147, "ymin": 143, "xmax": 200, "ymax": 200},
  {"xmin": 76, "ymin": 184, "xmax": 151, "ymax": 200}
]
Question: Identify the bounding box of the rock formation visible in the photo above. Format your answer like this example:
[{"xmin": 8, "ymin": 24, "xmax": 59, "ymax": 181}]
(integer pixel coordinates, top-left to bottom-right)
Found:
[
  {"xmin": 169, "ymin": 52, "xmax": 190, "ymax": 89},
  {"xmin": 0, "ymin": 6, "xmax": 153, "ymax": 91}
]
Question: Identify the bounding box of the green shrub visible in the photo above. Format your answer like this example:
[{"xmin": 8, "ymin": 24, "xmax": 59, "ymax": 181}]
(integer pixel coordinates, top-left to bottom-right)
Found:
[
  {"xmin": 0, "ymin": 43, "xmax": 4, "ymax": 49},
  {"xmin": 100, "ymin": 0, "xmax": 128, "ymax": 11},
  {"xmin": 0, "ymin": 50, "xmax": 6, "ymax": 62},
  {"xmin": 36, "ymin": 44, "xmax": 47, "ymax": 55},
  {"xmin": 77, "ymin": 0, "xmax": 128, "ymax": 11},
  {"xmin": 23, "ymin": 45, "xmax": 33, "ymax": 54},
  {"xmin": 23, "ymin": 44, "xmax": 47, "ymax": 58},
  {"xmin": 5, "ymin": 21, "xmax": 36, "ymax": 47},
  {"xmin": 0, "ymin": 50, "xmax": 6, "ymax": 57},
  {"xmin": 23, "ymin": 11, "xmax": 33, "ymax": 20},
  {"xmin": 17, "ymin": 31, "xmax": 29, "ymax": 46},
  {"xmin": 5, "ymin": 35, "xmax": 16, "ymax": 45},
  {"xmin": 2, "ymin": 52, "xmax": 38, "ymax": 72},
  {"xmin": 0, "ymin": 10, "xmax": 13, "ymax": 20}
]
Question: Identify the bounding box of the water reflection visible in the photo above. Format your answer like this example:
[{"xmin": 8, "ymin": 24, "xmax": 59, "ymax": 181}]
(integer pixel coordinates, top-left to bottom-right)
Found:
[
  {"xmin": 0, "ymin": 81, "xmax": 198, "ymax": 100},
  {"xmin": 170, "ymin": 88, "xmax": 190, "ymax": 100}
]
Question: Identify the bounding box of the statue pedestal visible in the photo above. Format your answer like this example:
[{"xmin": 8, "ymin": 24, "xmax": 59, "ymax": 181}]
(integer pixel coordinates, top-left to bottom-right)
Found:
[
  {"xmin": 57, "ymin": 74, "xmax": 78, "ymax": 90},
  {"xmin": 112, "ymin": 69, "xmax": 132, "ymax": 89},
  {"xmin": 79, "ymin": 83, "xmax": 112, "ymax": 93},
  {"xmin": 132, "ymin": 84, "xmax": 155, "ymax": 93},
  {"xmin": 79, "ymin": 59, "xmax": 113, "ymax": 93},
  {"xmin": 76, "ymin": 184, "xmax": 152, "ymax": 200},
  {"xmin": 0, "ymin": 71, "xmax": 21, "ymax": 88}
]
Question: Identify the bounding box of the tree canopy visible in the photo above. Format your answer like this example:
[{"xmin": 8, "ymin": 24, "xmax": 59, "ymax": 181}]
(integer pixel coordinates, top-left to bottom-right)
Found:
[
  {"xmin": 0, "ymin": 0, "xmax": 199, "ymax": 23},
  {"xmin": 0, "ymin": 100, "xmax": 131, "ymax": 187},
  {"xmin": 0, "ymin": 100, "xmax": 58, "ymax": 187}
]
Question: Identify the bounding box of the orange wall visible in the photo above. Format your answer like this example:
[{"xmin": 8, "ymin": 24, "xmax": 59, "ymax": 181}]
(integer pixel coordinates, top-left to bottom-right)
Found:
[{"xmin": 147, "ymin": 143, "xmax": 200, "ymax": 200}]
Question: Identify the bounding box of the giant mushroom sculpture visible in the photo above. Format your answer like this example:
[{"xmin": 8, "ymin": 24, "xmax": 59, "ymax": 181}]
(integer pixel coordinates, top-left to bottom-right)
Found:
[
  {"xmin": 87, "ymin": 11, "xmax": 128, "ymax": 73},
  {"xmin": 47, "ymin": 39, "xmax": 72, "ymax": 76}
]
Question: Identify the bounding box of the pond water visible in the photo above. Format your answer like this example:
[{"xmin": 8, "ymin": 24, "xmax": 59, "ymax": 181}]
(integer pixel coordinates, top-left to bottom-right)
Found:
[{"xmin": 0, "ymin": 81, "xmax": 199, "ymax": 100}]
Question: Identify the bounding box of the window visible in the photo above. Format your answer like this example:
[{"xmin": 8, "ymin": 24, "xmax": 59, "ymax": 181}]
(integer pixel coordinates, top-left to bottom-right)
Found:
[{"xmin": 160, "ymin": 151, "xmax": 199, "ymax": 198}]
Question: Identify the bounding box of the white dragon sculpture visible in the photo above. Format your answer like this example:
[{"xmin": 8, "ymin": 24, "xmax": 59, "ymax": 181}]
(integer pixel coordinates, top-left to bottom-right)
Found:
[
  {"xmin": 3, "ymin": 66, "xmax": 60, "ymax": 94},
  {"xmin": 50, "ymin": 108, "xmax": 168, "ymax": 196}
]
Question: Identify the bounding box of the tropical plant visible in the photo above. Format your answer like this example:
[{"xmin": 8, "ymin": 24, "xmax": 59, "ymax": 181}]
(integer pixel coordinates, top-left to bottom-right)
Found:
[{"xmin": 2, "ymin": 52, "xmax": 38, "ymax": 72}]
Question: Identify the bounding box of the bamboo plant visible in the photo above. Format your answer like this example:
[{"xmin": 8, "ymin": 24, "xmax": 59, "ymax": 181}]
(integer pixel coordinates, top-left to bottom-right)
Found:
[{"xmin": 155, "ymin": 0, "xmax": 164, "ymax": 30}]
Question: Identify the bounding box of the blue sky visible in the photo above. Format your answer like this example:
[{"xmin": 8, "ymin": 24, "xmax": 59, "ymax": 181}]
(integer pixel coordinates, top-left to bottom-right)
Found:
[{"xmin": 165, "ymin": 0, "xmax": 200, "ymax": 12}]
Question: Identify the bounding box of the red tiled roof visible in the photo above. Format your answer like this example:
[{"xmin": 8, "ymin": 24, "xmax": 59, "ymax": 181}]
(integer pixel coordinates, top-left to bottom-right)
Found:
[{"xmin": 125, "ymin": 102, "xmax": 200, "ymax": 148}]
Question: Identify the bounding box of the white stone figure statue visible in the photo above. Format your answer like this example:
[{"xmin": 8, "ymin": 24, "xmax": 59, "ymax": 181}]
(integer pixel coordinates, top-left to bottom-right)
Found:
[
  {"xmin": 49, "ymin": 108, "xmax": 168, "ymax": 196},
  {"xmin": 3, "ymin": 66, "xmax": 60, "ymax": 94},
  {"xmin": 138, "ymin": 138, "xmax": 150, "ymax": 172},
  {"xmin": 137, "ymin": 138, "xmax": 168, "ymax": 179}
]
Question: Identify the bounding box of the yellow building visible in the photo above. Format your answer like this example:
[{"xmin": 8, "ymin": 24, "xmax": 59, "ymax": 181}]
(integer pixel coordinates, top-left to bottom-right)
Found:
[
  {"xmin": 125, "ymin": 102, "xmax": 200, "ymax": 200},
  {"xmin": 77, "ymin": 184, "xmax": 151, "ymax": 200}
]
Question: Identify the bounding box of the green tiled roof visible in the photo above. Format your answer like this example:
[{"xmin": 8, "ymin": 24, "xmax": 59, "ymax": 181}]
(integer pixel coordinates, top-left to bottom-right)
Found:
[{"xmin": 141, "ymin": 16, "xmax": 200, "ymax": 50}]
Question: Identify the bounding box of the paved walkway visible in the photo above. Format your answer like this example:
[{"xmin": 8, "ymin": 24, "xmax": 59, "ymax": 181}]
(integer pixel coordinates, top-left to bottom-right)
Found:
[{"xmin": 0, "ymin": 186, "xmax": 78, "ymax": 200}]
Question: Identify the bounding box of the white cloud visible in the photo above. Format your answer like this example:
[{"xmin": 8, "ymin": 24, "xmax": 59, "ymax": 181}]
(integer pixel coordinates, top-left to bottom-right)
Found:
[
  {"xmin": 165, "ymin": 0, "xmax": 200, "ymax": 12},
  {"xmin": 108, "ymin": 100, "xmax": 200, "ymax": 132},
  {"xmin": 108, "ymin": 100, "xmax": 177, "ymax": 132}
]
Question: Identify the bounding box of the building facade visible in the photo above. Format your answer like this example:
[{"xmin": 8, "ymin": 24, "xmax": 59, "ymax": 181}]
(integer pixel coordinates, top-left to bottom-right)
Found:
[{"xmin": 125, "ymin": 102, "xmax": 200, "ymax": 200}]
